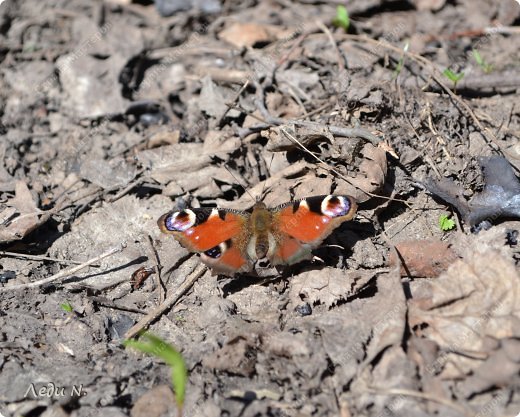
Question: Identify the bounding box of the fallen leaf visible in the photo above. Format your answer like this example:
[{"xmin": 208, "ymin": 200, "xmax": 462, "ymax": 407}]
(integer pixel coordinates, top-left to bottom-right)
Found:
[
  {"xmin": 264, "ymin": 123, "xmax": 334, "ymax": 152},
  {"xmin": 410, "ymin": 0, "xmax": 446, "ymax": 11},
  {"xmin": 311, "ymin": 270, "xmax": 406, "ymax": 387},
  {"xmin": 217, "ymin": 161, "xmax": 312, "ymax": 209},
  {"xmin": 289, "ymin": 268, "xmax": 377, "ymax": 308},
  {"xmin": 137, "ymin": 143, "xmax": 211, "ymax": 184},
  {"xmin": 218, "ymin": 22, "xmax": 279, "ymax": 48},
  {"xmin": 131, "ymin": 385, "xmax": 177, "ymax": 417},
  {"xmin": 388, "ymin": 239, "xmax": 459, "ymax": 277},
  {"xmin": 425, "ymin": 156, "xmax": 520, "ymax": 230},
  {"xmin": 458, "ymin": 338, "xmax": 520, "ymax": 398},
  {"xmin": 408, "ymin": 227, "xmax": 520, "ymax": 380},
  {"xmin": 198, "ymin": 75, "xmax": 241, "ymax": 119},
  {"xmin": 334, "ymin": 143, "xmax": 388, "ymax": 203},
  {"xmin": 0, "ymin": 181, "xmax": 42, "ymax": 243}
]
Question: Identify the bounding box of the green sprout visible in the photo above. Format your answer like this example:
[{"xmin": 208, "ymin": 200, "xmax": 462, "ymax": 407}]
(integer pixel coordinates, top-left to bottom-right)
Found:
[
  {"xmin": 60, "ymin": 301, "xmax": 74, "ymax": 313},
  {"xmin": 443, "ymin": 68, "xmax": 465, "ymax": 88},
  {"xmin": 124, "ymin": 332, "xmax": 187, "ymax": 415},
  {"xmin": 472, "ymin": 49, "xmax": 493, "ymax": 73},
  {"xmin": 393, "ymin": 42, "xmax": 409, "ymax": 79},
  {"xmin": 438, "ymin": 214, "xmax": 456, "ymax": 231},
  {"xmin": 332, "ymin": 5, "xmax": 350, "ymax": 31}
]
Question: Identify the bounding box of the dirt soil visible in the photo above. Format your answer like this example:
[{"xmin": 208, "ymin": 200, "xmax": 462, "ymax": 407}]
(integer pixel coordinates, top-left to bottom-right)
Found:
[{"xmin": 1, "ymin": 0, "xmax": 520, "ymax": 416}]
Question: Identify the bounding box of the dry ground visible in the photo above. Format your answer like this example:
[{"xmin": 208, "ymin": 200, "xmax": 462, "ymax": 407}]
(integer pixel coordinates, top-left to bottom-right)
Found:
[{"xmin": 0, "ymin": 0, "xmax": 519, "ymax": 416}]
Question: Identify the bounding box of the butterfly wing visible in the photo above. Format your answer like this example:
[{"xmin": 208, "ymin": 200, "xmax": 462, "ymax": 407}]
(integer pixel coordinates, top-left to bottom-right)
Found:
[
  {"xmin": 158, "ymin": 208, "xmax": 252, "ymax": 275},
  {"xmin": 270, "ymin": 195, "xmax": 357, "ymax": 265}
]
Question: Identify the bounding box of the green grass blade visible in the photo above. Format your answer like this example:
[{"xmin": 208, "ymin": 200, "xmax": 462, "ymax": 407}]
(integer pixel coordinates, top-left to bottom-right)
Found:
[
  {"xmin": 332, "ymin": 5, "xmax": 350, "ymax": 31},
  {"xmin": 124, "ymin": 332, "xmax": 187, "ymax": 412}
]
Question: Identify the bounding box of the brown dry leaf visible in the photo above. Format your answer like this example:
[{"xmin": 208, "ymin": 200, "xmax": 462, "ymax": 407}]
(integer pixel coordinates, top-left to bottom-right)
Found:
[
  {"xmin": 335, "ymin": 143, "xmax": 388, "ymax": 203},
  {"xmin": 410, "ymin": 0, "xmax": 446, "ymax": 11},
  {"xmin": 131, "ymin": 385, "xmax": 177, "ymax": 417},
  {"xmin": 138, "ymin": 133, "xmax": 240, "ymax": 185},
  {"xmin": 218, "ymin": 22, "xmax": 282, "ymax": 48},
  {"xmin": 0, "ymin": 181, "xmax": 42, "ymax": 243},
  {"xmin": 408, "ymin": 227, "xmax": 520, "ymax": 379},
  {"xmin": 388, "ymin": 239, "xmax": 459, "ymax": 277},
  {"xmin": 264, "ymin": 123, "xmax": 334, "ymax": 152},
  {"xmin": 136, "ymin": 143, "xmax": 212, "ymax": 184},
  {"xmin": 310, "ymin": 270, "xmax": 406, "ymax": 387},
  {"xmin": 198, "ymin": 75, "xmax": 241, "ymax": 119},
  {"xmin": 276, "ymin": 68, "xmax": 320, "ymax": 95},
  {"xmin": 218, "ymin": 161, "xmax": 312, "ymax": 209},
  {"xmin": 147, "ymin": 129, "xmax": 180, "ymax": 147},
  {"xmin": 227, "ymin": 170, "xmax": 334, "ymax": 209},
  {"xmin": 289, "ymin": 268, "xmax": 377, "ymax": 308},
  {"xmin": 202, "ymin": 130, "xmax": 241, "ymax": 153},
  {"xmin": 293, "ymin": 175, "xmax": 333, "ymax": 200},
  {"xmin": 458, "ymin": 338, "xmax": 520, "ymax": 398},
  {"xmin": 265, "ymin": 92, "xmax": 301, "ymax": 119},
  {"xmin": 359, "ymin": 270, "xmax": 407, "ymax": 366},
  {"xmin": 163, "ymin": 165, "xmax": 225, "ymax": 197}
]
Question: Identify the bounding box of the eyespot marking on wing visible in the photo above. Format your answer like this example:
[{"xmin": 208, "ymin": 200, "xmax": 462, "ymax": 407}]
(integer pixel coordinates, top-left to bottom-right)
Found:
[
  {"xmin": 320, "ymin": 195, "xmax": 352, "ymax": 218},
  {"xmin": 161, "ymin": 209, "xmax": 197, "ymax": 232}
]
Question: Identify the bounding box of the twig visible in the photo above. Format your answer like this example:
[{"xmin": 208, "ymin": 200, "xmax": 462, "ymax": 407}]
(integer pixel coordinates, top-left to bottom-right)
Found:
[
  {"xmin": 124, "ymin": 263, "xmax": 207, "ymax": 339},
  {"xmin": 316, "ymin": 19, "xmax": 345, "ymax": 71},
  {"xmin": 0, "ymin": 243, "xmax": 126, "ymax": 292},
  {"xmin": 90, "ymin": 296, "xmax": 147, "ymax": 315},
  {"xmin": 0, "ymin": 251, "xmax": 100, "ymax": 267},
  {"xmin": 216, "ymin": 79, "xmax": 250, "ymax": 126},
  {"xmin": 106, "ymin": 171, "xmax": 145, "ymax": 203},
  {"xmin": 365, "ymin": 387, "xmax": 473, "ymax": 417},
  {"xmin": 274, "ymin": 31, "xmax": 308, "ymax": 69},
  {"xmin": 250, "ymin": 86, "xmax": 382, "ymax": 145},
  {"xmin": 424, "ymin": 25, "xmax": 520, "ymax": 41},
  {"xmin": 147, "ymin": 234, "xmax": 165, "ymax": 303},
  {"xmin": 421, "ymin": 70, "xmax": 520, "ymax": 92}
]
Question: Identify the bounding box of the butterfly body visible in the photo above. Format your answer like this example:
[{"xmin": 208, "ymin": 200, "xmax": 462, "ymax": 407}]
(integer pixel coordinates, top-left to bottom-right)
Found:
[{"xmin": 158, "ymin": 195, "xmax": 357, "ymax": 276}]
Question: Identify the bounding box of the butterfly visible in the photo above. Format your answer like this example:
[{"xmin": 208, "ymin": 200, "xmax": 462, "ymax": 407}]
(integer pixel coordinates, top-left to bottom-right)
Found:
[{"xmin": 157, "ymin": 195, "xmax": 357, "ymax": 276}]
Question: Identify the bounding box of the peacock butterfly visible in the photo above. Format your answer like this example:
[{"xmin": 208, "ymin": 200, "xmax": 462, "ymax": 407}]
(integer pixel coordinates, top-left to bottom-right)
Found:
[{"xmin": 157, "ymin": 195, "xmax": 357, "ymax": 276}]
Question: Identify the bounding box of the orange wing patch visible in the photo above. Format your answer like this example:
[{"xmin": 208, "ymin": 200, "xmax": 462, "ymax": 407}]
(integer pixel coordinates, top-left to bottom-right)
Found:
[
  {"xmin": 219, "ymin": 246, "xmax": 248, "ymax": 270},
  {"xmin": 272, "ymin": 236, "xmax": 311, "ymax": 265},
  {"xmin": 182, "ymin": 212, "xmax": 244, "ymax": 251},
  {"xmin": 276, "ymin": 205, "xmax": 332, "ymax": 243}
]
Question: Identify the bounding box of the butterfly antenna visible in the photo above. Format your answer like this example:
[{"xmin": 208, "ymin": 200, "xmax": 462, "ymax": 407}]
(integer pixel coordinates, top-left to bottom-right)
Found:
[
  {"xmin": 224, "ymin": 165, "xmax": 256, "ymax": 203},
  {"xmin": 258, "ymin": 154, "xmax": 275, "ymax": 202}
]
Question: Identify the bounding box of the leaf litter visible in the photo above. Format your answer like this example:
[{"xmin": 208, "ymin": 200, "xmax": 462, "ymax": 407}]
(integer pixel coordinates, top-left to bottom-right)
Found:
[{"xmin": 0, "ymin": 1, "xmax": 519, "ymax": 417}]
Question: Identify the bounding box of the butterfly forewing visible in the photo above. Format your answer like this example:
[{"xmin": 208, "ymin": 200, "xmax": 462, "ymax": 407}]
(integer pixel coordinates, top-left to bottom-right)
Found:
[
  {"xmin": 273, "ymin": 195, "xmax": 357, "ymax": 245},
  {"xmin": 158, "ymin": 208, "xmax": 249, "ymax": 252}
]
